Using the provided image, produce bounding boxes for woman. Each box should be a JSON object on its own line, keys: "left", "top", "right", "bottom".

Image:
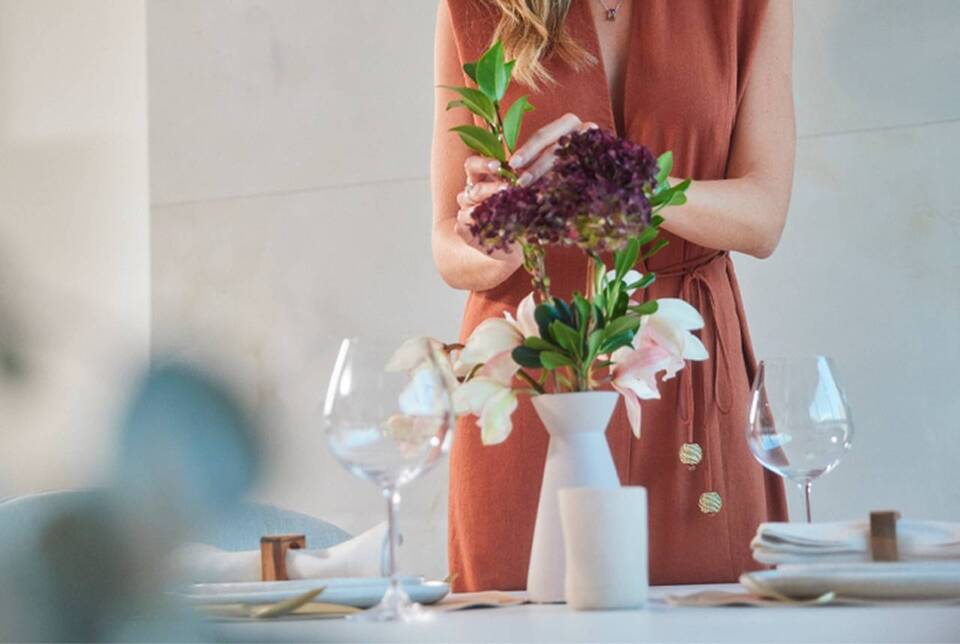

{"left": 431, "top": 0, "right": 795, "bottom": 591}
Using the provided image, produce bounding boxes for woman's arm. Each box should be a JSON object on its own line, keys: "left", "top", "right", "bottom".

{"left": 660, "top": 1, "right": 795, "bottom": 259}
{"left": 431, "top": 1, "right": 522, "bottom": 291}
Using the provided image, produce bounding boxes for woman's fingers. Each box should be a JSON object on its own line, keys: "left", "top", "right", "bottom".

{"left": 464, "top": 155, "right": 502, "bottom": 183}
{"left": 508, "top": 113, "right": 583, "bottom": 171}
{"left": 517, "top": 121, "right": 599, "bottom": 185}
{"left": 458, "top": 180, "right": 507, "bottom": 207}
{"left": 455, "top": 207, "right": 483, "bottom": 251}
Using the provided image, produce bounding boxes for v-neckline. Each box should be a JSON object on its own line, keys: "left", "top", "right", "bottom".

{"left": 577, "top": 0, "right": 638, "bottom": 138}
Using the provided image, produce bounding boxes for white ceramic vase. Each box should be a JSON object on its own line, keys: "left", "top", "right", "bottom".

{"left": 526, "top": 391, "right": 621, "bottom": 603}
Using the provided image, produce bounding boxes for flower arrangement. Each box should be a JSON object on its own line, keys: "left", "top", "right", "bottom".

{"left": 422, "top": 42, "right": 708, "bottom": 444}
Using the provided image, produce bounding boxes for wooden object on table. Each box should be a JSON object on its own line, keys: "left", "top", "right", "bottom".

{"left": 869, "top": 511, "right": 900, "bottom": 562}
{"left": 261, "top": 534, "right": 306, "bottom": 581}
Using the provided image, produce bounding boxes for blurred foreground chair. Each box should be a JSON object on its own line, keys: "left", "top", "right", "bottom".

{"left": 0, "top": 489, "right": 352, "bottom": 553}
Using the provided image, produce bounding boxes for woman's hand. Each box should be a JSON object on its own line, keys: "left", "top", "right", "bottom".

{"left": 508, "top": 113, "right": 597, "bottom": 186}
{"left": 454, "top": 155, "right": 518, "bottom": 260}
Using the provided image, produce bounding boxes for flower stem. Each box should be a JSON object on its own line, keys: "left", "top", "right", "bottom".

{"left": 516, "top": 369, "right": 546, "bottom": 395}
{"left": 521, "top": 244, "right": 551, "bottom": 301}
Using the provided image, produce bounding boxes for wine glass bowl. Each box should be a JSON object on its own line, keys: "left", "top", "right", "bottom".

{"left": 323, "top": 337, "right": 454, "bottom": 621}
{"left": 747, "top": 356, "right": 853, "bottom": 522}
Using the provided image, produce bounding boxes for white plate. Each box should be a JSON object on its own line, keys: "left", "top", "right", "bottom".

{"left": 743, "top": 561, "right": 960, "bottom": 600}
{"left": 172, "top": 576, "right": 450, "bottom": 607}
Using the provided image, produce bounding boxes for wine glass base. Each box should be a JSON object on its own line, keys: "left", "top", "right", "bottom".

{"left": 347, "top": 583, "right": 434, "bottom": 623}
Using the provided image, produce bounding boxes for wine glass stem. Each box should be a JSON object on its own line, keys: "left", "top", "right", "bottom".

{"left": 799, "top": 480, "right": 813, "bottom": 523}
{"left": 384, "top": 485, "right": 400, "bottom": 590}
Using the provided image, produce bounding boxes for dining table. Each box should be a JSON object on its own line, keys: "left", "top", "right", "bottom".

{"left": 210, "top": 583, "right": 960, "bottom": 643}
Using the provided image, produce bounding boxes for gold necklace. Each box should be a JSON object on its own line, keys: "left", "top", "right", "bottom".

{"left": 597, "top": 0, "right": 625, "bottom": 21}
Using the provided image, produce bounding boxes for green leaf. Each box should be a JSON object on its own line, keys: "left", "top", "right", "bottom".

{"left": 630, "top": 300, "right": 659, "bottom": 316}
{"left": 554, "top": 298, "right": 575, "bottom": 327}
{"left": 476, "top": 41, "right": 507, "bottom": 101}
{"left": 511, "top": 345, "right": 542, "bottom": 369}
{"left": 637, "top": 272, "right": 656, "bottom": 289}
{"left": 642, "top": 238, "right": 670, "bottom": 260}
{"left": 535, "top": 304, "right": 560, "bottom": 340}
{"left": 593, "top": 303, "right": 606, "bottom": 329}
{"left": 587, "top": 329, "right": 604, "bottom": 357}
{"left": 599, "top": 333, "right": 635, "bottom": 355}
{"left": 656, "top": 151, "right": 673, "bottom": 188}
{"left": 462, "top": 62, "right": 478, "bottom": 83}
{"left": 540, "top": 351, "right": 576, "bottom": 370}
{"left": 651, "top": 178, "right": 691, "bottom": 208}
{"left": 549, "top": 320, "right": 581, "bottom": 357}
{"left": 602, "top": 316, "right": 640, "bottom": 342}
{"left": 523, "top": 336, "right": 561, "bottom": 352}
{"left": 612, "top": 289, "right": 630, "bottom": 319}
{"left": 615, "top": 238, "right": 641, "bottom": 278}
{"left": 650, "top": 214, "right": 664, "bottom": 228}
{"left": 450, "top": 125, "right": 505, "bottom": 161}
{"left": 440, "top": 85, "right": 497, "bottom": 124}
{"left": 502, "top": 96, "right": 534, "bottom": 151}
{"left": 593, "top": 253, "right": 607, "bottom": 293}
{"left": 635, "top": 225, "right": 659, "bottom": 248}
{"left": 573, "top": 293, "right": 591, "bottom": 330}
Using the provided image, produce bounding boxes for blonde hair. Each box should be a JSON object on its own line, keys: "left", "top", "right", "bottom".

{"left": 487, "top": 0, "right": 596, "bottom": 89}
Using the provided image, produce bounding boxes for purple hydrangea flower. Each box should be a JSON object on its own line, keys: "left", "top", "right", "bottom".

{"left": 469, "top": 128, "right": 659, "bottom": 255}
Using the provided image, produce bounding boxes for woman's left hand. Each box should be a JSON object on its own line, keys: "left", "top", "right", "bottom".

{"left": 508, "top": 112, "right": 598, "bottom": 185}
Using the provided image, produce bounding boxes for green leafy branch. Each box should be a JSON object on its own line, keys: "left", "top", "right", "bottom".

{"left": 442, "top": 41, "right": 534, "bottom": 183}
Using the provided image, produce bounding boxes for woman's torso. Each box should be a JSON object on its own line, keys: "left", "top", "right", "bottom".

{"left": 443, "top": 0, "right": 785, "bottom": 591}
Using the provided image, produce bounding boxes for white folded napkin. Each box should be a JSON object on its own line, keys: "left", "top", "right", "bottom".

{"left": 170, "top": 523, "right": 387, "bottom": 583}
{"left": 752, "top": 520, "right": 960, "bottom": 565}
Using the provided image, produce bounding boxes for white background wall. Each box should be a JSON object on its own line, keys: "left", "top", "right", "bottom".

{"left": 0, "top": 0, "right": 150, "bottom": 493}
{"left": 147, "top": 0, "right": 956, "bottom": 579}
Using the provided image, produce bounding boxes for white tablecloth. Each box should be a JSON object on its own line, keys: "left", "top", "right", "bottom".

{"left": 210, "top": 584, "right": 960, "bottom": 643}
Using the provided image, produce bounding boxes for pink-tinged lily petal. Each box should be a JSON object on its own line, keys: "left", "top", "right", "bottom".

{"left": 388, "top": 336, "right": 459, "bottom": 393}
{"left": 651, "top": 298, "right": 705, "bottom": 330}
{"left": 639, "top": 298, "right": 709, "bottom": 366}
{"left": 515, "top": 292, "right": 540, "bottom": 338}
{"left": 386, "top": 337, "right": 441, "bottom": 372}
{"left": 480, "top": 350, "right": 519, "bottom": 386}
{"left": 478, "top": 387, "right": 518, "bottom": 445}
{"left": 451, "top": 378, "right": 502, "bottom": 415}
{"left": 612, "top": 341, "right": 673, "bottom": 400}
{"left": 611, "top": 341, "right": 675, "bottom": 438}
{"left": 612, "top": 384, "right": 644, "bottom": 439}
{"left": 457, "top": 317, "right": 523, "bottom": 374}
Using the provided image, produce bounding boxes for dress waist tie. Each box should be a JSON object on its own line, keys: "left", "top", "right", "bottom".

{"left": 647, "top": 250, "right": 734, "bottom": 513}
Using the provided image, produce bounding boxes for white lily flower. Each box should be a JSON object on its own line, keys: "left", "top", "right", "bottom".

{"left": 386, "top": 336, "right": 459, "bottom": 395}
{"left": 386, "top": 336, "right": 443, "bottom": 372}
{"left": 455, "top": 292, "right": 538, "bottom": 376}
{"left": 504, "top": 292, "right": 540, "bottom": 339}
{"left": 611, "top": 298, "right": 709, "bottom": 437}
{"left": 450, "top": 352, "right": 518, "bottom": 445}
{"left": 638, "top": 298, "right": 708, "bottom": 379}
{"left": 611, "top": 341, "right": 674, "bottom": 438}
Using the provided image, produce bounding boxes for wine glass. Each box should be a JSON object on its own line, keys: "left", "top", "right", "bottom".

{"left": 323, "top": 337, "right": 455, "bottom": 621}
{"left": 746, "top": 356, "right": 853, "bottom": 523}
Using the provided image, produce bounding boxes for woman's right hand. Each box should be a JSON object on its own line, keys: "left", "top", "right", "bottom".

{"left": 454, "top": 155, "right": 520, "bottom": 261}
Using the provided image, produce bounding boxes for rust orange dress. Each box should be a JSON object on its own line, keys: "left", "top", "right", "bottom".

{"left": 443, "top": 0, "right": 787, "bottom": 591}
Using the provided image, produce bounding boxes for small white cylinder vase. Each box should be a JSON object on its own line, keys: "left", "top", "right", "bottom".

{"left": 526, "top": 391, "right": 621, "bottom": 603}
{"left": 559, "top": 486, "right": 648, "bottom": 610}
